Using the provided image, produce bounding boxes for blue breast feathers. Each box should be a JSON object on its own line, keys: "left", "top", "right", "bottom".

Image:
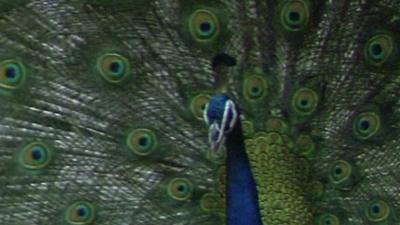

{"left": 204, "top": 94, "right": 263, "bottom": 225}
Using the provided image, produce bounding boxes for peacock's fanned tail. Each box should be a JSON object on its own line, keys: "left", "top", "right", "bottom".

{"left": 0, "top": 0, "right": 400, "bottom": 225}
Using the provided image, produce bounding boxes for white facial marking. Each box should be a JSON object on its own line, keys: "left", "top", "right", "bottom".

{"left": 206, "top": 98, "right": 238, "bottom": 152}
{"left": 203, "top": 103, "right": 209, "bottom": 125}
{"left": 226, "top": 100, "right": 237, "bottom": 132}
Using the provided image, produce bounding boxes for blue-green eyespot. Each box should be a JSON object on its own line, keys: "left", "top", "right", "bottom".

{"left": 126, "top": 128, "right": 157, "bottom": 156}
{"left": 65, "top": 201, "right": 96, "bottom": 225}
{"left": 243, "top": 75, "right": 268, "bottom": 101}
{"left": 18, "top": 142, "right": 51, "bottom": 170}
{"left": 200, "top": 193, "right": 220, "bottom": 212}
{"left": 364, "top": 34, "right": 394, "bottom": 66}
{"left": 292, "top": 88, "right": 319, "bottom": 115}
{"left": 167, "top": 178, "right": 193, "bottom": 201}
{"left": 0, "top": 59, "right": 26, "bottom": 90}
{"left": 190, "top": 94, "right": 211, "bottom": 120}
{"left": 281, "top": 0, "right": 310, "bottom": 32}
{"left": 353, "top": 112, "right": 380, "bottom": 139}
{"left": 96, "top": 53, "right": 130, "bottom": 83}
{"left": 329, "top": 160, "right": 352, "bottom": 185}
{"left": 365, "top": 200, "right": 390, "bottom": 222}
{"left": 189, "top": 9, "right": 220, "bottom": 42}
{"left": 295, "top": 134, "right": 315, "bottom": 156}
{"left": 316, "top": 213, "right": 340, "bottom": 225}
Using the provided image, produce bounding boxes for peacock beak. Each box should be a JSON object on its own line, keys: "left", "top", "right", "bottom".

{"left": 204, "top": 98, "right": 238, "bottom": 152}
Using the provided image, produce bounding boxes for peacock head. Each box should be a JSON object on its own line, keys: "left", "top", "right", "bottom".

{"left": 203, "top": 94, "right": 238, "bottom": 152}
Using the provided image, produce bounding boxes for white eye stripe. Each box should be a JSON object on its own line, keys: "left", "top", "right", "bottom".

{"left": 221, "top": 99, "right": 237, "bottom": 134}
{"left": 220, "top": 103, "right": 229, "bottom": 134}
{"left": 203, "top": 103, "right": 209, "bottom": 125}
{"left": 208, "top": 123, "right": 217, "bottom": 144}
{"left": 209, "top": 122, "right": 224, "bottom": 151}
{"left": 226, "top": 100, "right": 237, "bottom": 132}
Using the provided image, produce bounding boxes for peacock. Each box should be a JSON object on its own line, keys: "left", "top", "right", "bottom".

{"left": 0, "top": 0, "right": 400, "bottom": 225}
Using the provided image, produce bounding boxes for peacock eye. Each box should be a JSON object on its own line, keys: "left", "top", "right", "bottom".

{"left": 243, "top": 75, "right": 268, "bottom": 101}
{"left": 309, "top": 181, "right": 324, "bottom": 200}
{"left": 167, "top": 178, "right": 193, "bottom": 201}
{"left": 317, "top": 213, "right": 340, "bottom": 225}
{"left": 280, "top": 0, "right": 309, "bottom": 31}
{"left": 96, "top": 53, "right": 130, "bottom": 83}
{"left": 189, "top": 9, "right": 220, "bottom": 42}
{"left": 190, "top": 94, "right": 211, "bottom": 120}
{"left": 353, "top": 112, "right": 380, "bottom": 139}
{"left": 364, "top": 34, "right": 394, "bottom": 66}
{"left": 265, "top": 117, "right": 289, "bottom": 133}
{"left": 126, "top": 128, "right": 157, "bottom": 156}
{"left": 329, "top": 160, "right": 352, "bottom": 184}
{"left": 65, "top": 201, "right": 96, "bottom": 225}
{"left": 200, "top": 193, "right": 219, "bottom": 212}
{"left": 295, "top": 134, "right": 315, "bottom": 156}
{"left": 0, "top": 59, "right": 26, "bottom": 90}
{"left": 365, "top": 200, "right": 390, "bottom": 222}
{"left": 18, "top": 142, "right": 51, "bottom": 170}
{"left": 292, "top": 88, "right": 319, "bottom": 115}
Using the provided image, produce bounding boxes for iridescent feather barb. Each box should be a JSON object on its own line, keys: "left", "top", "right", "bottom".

{"left": 1, "top": 0, "right": 400, "bottom": 225}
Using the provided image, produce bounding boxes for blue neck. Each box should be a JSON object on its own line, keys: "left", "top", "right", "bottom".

{"left": 226, "top": 121, "right": 263, "bottom": 225}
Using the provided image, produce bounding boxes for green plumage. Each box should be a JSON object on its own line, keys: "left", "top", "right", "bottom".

{"left": 0, "top": 0, "right": 399, "bottom": 225}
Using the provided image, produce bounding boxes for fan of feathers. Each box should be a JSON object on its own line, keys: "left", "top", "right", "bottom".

{"left": 0, "top": 0, "right": 400, "bottom": 225}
